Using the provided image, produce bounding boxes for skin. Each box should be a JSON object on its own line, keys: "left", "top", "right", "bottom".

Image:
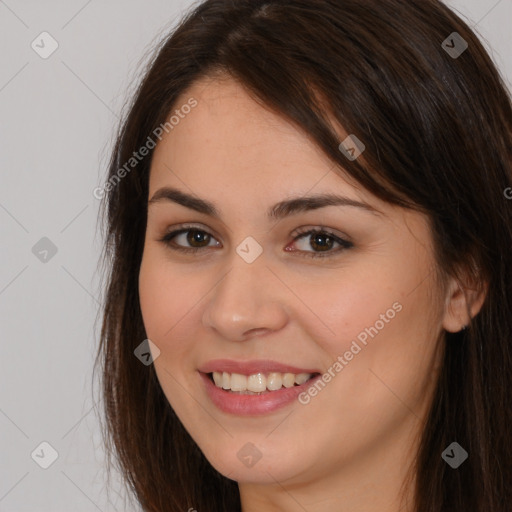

{"left": 138, "top": 74, "right": 486, "bottom": 512}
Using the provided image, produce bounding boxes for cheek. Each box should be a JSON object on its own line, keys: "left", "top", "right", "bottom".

{"left": 138, "top": 250, "right": 205, "bottom": 418}
{"left": 138, "top": 248, "right": 202, "bottom": 345}
{"left": 312, "top": 251, "right": 439, "bottom": 349}
{"left": 288, "top": 267, "right": 402, "bottom": 358}
{"left": 296, "top": 260, "right": 441, "bottom": 403}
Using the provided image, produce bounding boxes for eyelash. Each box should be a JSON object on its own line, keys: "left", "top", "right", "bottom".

{"left": 157, "top": 224, "right": 353, "bottom": 259}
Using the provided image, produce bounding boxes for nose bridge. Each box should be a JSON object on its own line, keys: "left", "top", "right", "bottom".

{"left": 202, "top": 244, "right": 288, "bottom": 339}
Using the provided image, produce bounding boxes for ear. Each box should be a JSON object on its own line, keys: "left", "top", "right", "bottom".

{"left": 441, "top": 270, "right": 488, "bottom": 333}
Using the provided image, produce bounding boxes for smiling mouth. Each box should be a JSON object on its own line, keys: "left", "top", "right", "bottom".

{"left": 208, "top": 371, "right": 321, "bottom": 394}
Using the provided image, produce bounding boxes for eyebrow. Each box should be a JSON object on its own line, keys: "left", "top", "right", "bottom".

{"left": 148, "top": 186, "right": 382, "bottom": 220}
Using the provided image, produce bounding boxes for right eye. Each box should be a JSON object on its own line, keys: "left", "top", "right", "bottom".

{"left": 158, "top": 225, "right": 221, "bottom": 253}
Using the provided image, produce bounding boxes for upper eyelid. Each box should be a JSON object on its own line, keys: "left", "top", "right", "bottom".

{"left": 162, "top": 223, "right": 346, "bottom": 237}
{"left": 162, "top": 224, "right": 350, "bottom": 247}
{"left": 162, "top": 223, "right": 220, "bottom": 240}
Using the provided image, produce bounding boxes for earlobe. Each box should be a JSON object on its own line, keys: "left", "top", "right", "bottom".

{"left": 442, "top": 275, "right": 488, "bottom": 333}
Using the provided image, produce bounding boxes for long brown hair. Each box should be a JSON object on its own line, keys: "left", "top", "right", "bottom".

{"left": 93, "top": 0, "right": 512, "bottom": 510}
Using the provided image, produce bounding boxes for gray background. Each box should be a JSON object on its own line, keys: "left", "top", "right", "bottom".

{"left": 1, "top": 1, "right": 510, "bottom": 510}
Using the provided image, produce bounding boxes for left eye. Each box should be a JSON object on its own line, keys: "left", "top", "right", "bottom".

{"left": 159, "top": 226, "right": 353, "bottom": 258}
{"left": 289, "top": 229, "right": 353, "bottom": 257}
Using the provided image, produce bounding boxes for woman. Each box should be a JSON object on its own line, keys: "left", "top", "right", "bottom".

{"left": 94, "top": 0, "right": 512, "bottom": 510}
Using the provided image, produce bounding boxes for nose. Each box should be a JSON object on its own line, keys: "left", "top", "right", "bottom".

{"left": 201, "top": 252, "right": 289, "bottom": 341}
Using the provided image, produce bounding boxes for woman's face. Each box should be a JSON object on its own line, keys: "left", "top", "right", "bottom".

{"left": 138, "top": 76, "right": 452, "bottom": 492}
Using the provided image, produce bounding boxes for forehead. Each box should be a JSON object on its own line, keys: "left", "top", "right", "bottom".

{"left": 144, "top": 78, "right": 433, "bottom": 244}
{"left": 151, "top": 77, "right": 362, "bottom": 191}
{"left": 156, "top": 79, "right": 327, "bottom": 169}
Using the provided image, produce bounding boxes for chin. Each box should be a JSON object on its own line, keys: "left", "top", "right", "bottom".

{"left": 197, "top": 436, "right": 310, "bottom": 485}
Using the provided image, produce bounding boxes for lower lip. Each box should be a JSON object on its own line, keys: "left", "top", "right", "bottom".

{"left": 199, "top": 372, "right": 321, "bottom": 415}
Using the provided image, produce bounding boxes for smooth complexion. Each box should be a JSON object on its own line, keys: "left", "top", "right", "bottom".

{"left": 138, "top": 75, "right": 485, "bottom": 512}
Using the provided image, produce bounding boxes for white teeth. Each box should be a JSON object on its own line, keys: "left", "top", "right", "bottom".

{"left": 230, "top": 373, "right": 247, "bottom": 391}
{"left": 212, "top": 372, "right": 223, "bottom": 387}
{"left": 282, "top": 373, "right": 295, "bottom": 388}
{"left": 267, "top": 372, "right": 283, "bottom": 390}
{"left": 211, "top": 371, "right": 314, "bottom": 392}
{"left": 294, "top": 373, "right": 311, "bottom": 385}
{"left": 247, "top": 373, "right": 266, "bottom": 392}
{"left": 222, "top": 371, "right": 230, "bottom": 390}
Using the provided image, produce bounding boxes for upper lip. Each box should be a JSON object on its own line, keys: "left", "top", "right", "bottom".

{"left": 198, "top": 359, "right": 320, "bottom": 376}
